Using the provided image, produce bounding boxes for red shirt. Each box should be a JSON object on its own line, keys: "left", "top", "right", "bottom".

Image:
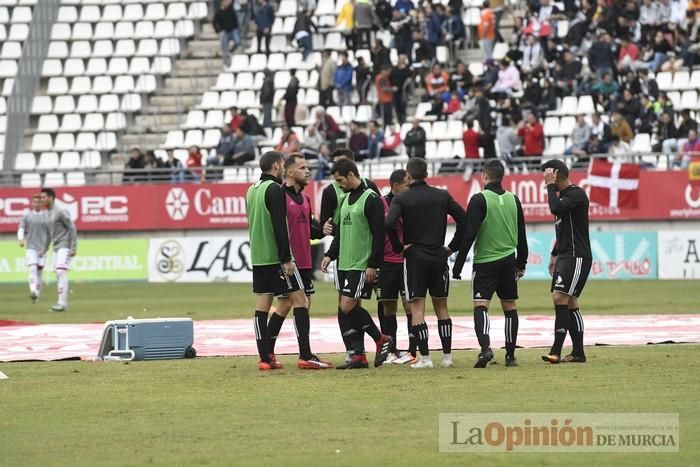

{"left": 445, "top": 98, "right": 462, "bottom": 114}
{"left": 230, "top": 114, "right": 244, "bottom": 131}
{"left": 375, "top": 74, "right": 394, "bottom": 104}
{"left": 518, "top": 122, "right": 545, "bottom": 156}
{"left": 462, "top": 129, "right": 480, "bottom": 159}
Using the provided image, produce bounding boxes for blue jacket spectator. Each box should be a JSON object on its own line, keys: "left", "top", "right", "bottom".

{"left": 255, "top": 1, "right": 275, "bottom": 31}
{"left": 333, "top": 62, "right": 354, "bottom": 92}
{"left": 427, "top": 8, "right": 444, "bottom": 45}
{"left": 394, "top": 0, "right": 415, "bottom": 14}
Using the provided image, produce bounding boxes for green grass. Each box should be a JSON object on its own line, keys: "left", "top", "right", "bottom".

{"left": 1, "top": 346, "right": 699, "bottom": 466}
{"left": 0, "top": 280, "right": 698, "bottom": 324}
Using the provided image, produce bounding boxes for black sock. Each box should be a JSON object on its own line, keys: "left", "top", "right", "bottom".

{"left": 504, "top": 310, "right": 519, "bottom": 358}
{"left": 254, "top": 311, "right": 270, "bottom": 362}
{"left": 568, "top": 308, "right": 585, "bottom": 356}
{"left": 338, "top": 306, "right": 352, "bottom": 351}
{"left": 267, "top": 312, "right": 285, "bottom": 354}
{"left": 550, "top": 304, "right": 570, "bottom": 356}
{"left": 384, "top": 313, "right": 398, "bottom": 353}
{"left": 473, "top": 306, "right": 490, "bottom": 351}
{"left": 293, "top": 307, "right": 312, "bottom": 360}
{"left": 341, "top": 311, "right": 365, "bottom": 356}
{"left": 407, "top": 313, "right": 417, "bottom": 355}
{"left": 348, "top": 304, "right": 382, "bottom": 342}
{"left": 413, "top": 322, "right": 429, "bottom": 356}
{"left": 438, "top": 318, "right": 452, "bottom": 354}
{"left": 377, "top": 301, "right": 386, "bottom": 334}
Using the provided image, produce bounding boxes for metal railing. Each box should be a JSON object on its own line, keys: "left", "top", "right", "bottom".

{"left": 0, "top": 152, "right": 688, "bottom": 187}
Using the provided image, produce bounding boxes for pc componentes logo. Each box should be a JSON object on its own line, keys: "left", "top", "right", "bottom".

{"left": 165, "top": 188, "right": 190, "bottom": 221}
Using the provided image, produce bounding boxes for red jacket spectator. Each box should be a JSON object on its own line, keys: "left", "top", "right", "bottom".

{"left": 462, "top": 124, "right": 480, "bottom": 159}
{"left": 187, "top": 145, "right": 203, "bottom": 181}
{"left": 275, "top": 129, "right": 300, "bottom": 155}
{"left": 518, "top": 116, "right": 545, "bottom": 156}
{"left": 445, "top": 93, "right": 463, "bottom": 115}
{"left": 230, "top": 109, "right": 244, "bottom": 131}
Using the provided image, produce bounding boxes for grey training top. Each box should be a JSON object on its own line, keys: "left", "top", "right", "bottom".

{"left": 18, "top": 210, "right": 51, "bottom": 252}
{"left": 47, "top": 205, "right": 78, "bottom": 250}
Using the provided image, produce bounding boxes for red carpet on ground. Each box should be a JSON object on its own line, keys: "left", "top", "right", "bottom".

{"left": 1, "top": 315, "right": 699, "bottom": 362}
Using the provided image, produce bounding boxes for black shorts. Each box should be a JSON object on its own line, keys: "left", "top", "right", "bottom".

{"left": 404, "top": 258, "right": 449, "bottom": 301}
{"left": 550, "top": 256, "right": 592, "bottom": 298}
{"left": 278, "top": 268, "right": 315, "bottom": 297}
{"left": 377, "top": 262, "right": 405, "bottom": 301}
{"left": 335, "top": 269, "right": 373, "bottom": 300}
{"left": 252, "top": 263, "right": 302, "bottom": 296}
{"left": 472, "top": 257, "right": 519, "bottom": 301}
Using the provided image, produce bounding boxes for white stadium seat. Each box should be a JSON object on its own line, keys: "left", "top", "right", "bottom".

{"left": 21, "top": 173, "right": 42, "bottom": 188}
{"left": 59, "top": 151, "right": 81, "bottom": 170}
{"left": 63, "top": 58, "right": 86, "bottom": 77}
{"left": 38, "top": 151, "right": 60, "bottom": 170}
{"left": 44, "top": 172, "right": 65, "bottom": 187}
{"left": 60, "top": 113, "right": 82, "bottom": 132}
{"left": 15, "top": 152, "right": 36, "bottom": 171}
{"left": 82, "top": 113, "right": 105, "bottom": 132}
{"left": 66, "top": 172, "right": 86, "bottom": 186}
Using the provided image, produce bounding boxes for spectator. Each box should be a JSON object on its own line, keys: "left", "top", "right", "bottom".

{"left": 315, "top": 143, "right": 333, "bottom": 181}
{"left": 260, "top": 69, "right": 274, "bottom": 129}
{"left": 611, "top": 112, "right": 634, "bottom": 144}
{"left": 366, "top": 120, "right": 385, "bottom": 159}
{"left": 230, "top": 106, "right": 244, "bottom": 131}
{"left": 284, "top": 69, "right": 300, "bottom": 128}
{"left": 638, "top": 70, "right": 660, "bottom": 100}
{"left": 390, "top": 10, "right": 413, "bottom": 59}
{"left": 491, "top": 59, "right": 522, "bottom": 96}
{"left": 301, "top": 125, "right": 326, "bottom": 159}
{"left": 314, "top": 107, "right": 343, "bottom": 143}
{"left": 355, "top": 56, "right": 371, "bottom": 104}
{"left": 348, "top": 121, "right": 370, "bottom": 155}
{"left": 292, "top": 9, "right": 318, "bottom": 61}
{"left": 444, "top": 91, "right": 464, "bottom": 120}
{"left": 677, "top": 109, "right": 699, "bottom": 145}
{"left": 222, "top": 127, "right": 256, "bottom": 166}
{"left": 234, "top": 0, "right": 252, "bottom": 48}
{"left": 375, "top": 66, "right": 394, "bottom": 127}
{"left": 210, "top": 124, "right": 235, "bottom": 166}
{"left": 123, "top": 147, "right": 145, "bottom": 183}
{"left": 334, "top": 52, "right": 354, "bottom": 107}
{"left": 239, "top": 110, "right": 266, "bottom": 139}
{"left": 463, "top": 120, "right": 481, "bottom": 159}
{"left": 450, "top": 61, "right": 474, "bottom": 94}
{"left": 572, "top": 134, "right": 606, "bottom": 167}
{"left": 394, "top": 0, "right": 415, "bottom": 14}
{"left": 554, "top": 49, "right": 582, "bottom": 96}
{"left": 496, "top": 116, "right": 519, "bottom": 163}
{"left": 520, "top": 34, "right": 544, "bottom": 76}
{"left": 652, "top": 92, "right": 674, "bottom": 117}
{"left": 537, "top": 78, "right": 558, "bottom": 116}
{"left": 637, "top": 94, "right": 658, "bottom": 133}
{"left": 390, "top": 54, "right": 412, "bottom": 124}
{"left": 337, "top": 0, "right": 355, "bottom": 51}
{"left": 320, "top": 50, "right": 337, "bottom": 108}
{"left": 354, "top": 0, "right": 380, "bottom": 49}
{"left": 608, "top": 134, "right": 632, "bottom": 159}
{"left": 587, "top": 32, "right": 615, "bottom": 77}
{"left": 425, "top": 63, "right": 450, "bottom": 100}
{"left": 653, "top": 111, "right": 678, "bottom": 154}
{"left": 591, "top": 72, "right": 619, "bottom": 111}
{"left": 638, "top": 30, "right": 673, "bottom": 71}
{"left": 165, "top": 150, "right": 185, "bottom": 184}
{"left": 381, "top": 124, "right": 402, "bottom": 157}
{"left": 144, "top": 150, "right": 166, "bottom": 182}
{"left": 517, "top": 113, "right": 545, "bottom": 166}
{"left": 566, "top": 115, "right": 592, "bottom": 155}
{"left": 371, "top": 39, "right": 392, "bottom": 73}
{"left": 490, "top": 0, "right": 506, "bottom": 41}
{"left": 591, "top": 112, "right": 613, "bottom": 145}
{"left": 639, "top": 0, "right": 661, "bottom": 42}
{"left": 375, "top": 0, "right": 393, "bottom": 29}
{"left": 275, "top": 126, "right": 301, "bottom": 155}
{"left": 187, "top": 145, "right": 204, "bottom": 182}
{"left": 617, "top": 89, "right": 642, "bottom": 129}
{"left": 213, "top": 0, "right": 240, "bottom": 68}
{"left": 425, "top": 3, "right": 446, "bottom": 60}
{"left": 478, "top": 1, "right": 496, "bottom": 60}
{"left": 444, "top": 6, "right": 467, "bottom": 54}
{"left": 404, "top": 118, "right": 427, "bottom": 158}
{"left": 618, "top": 35, "right": 640, "bottom": 69}
{"left": 255, "top": 0, "right": 274, "bottom": 56}
{"left": 678, "top": 129, "right": 700, "bottom": 168}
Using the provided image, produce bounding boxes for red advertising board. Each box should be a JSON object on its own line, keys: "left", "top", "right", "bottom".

{"left": 1, "top": 171, "right": 699, "bottom": 232}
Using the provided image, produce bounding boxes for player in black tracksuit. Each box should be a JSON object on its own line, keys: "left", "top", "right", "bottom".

{"left": 541, "top": 159, "right": 592, "bottom": 364}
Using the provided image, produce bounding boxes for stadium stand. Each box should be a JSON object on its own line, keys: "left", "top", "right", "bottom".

{"left": 1, "top": 0, "right": 699, "bottom": 186}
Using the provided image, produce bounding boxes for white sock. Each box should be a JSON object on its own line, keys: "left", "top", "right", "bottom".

{"left": 421, "top": 354, "right": 431, "bottom": 363}
{"left": 28, "top": 264, "right": 38, "bottom": 294}
{"left": 442, "top": 353, "right": 453, "bottom": 361}
{"left": 57, "top": 270, "right": 69, "bottom": 306}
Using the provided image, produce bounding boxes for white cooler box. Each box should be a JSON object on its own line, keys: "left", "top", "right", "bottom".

{"left": 97, "top": 318, "right": 196, "bottom": 361}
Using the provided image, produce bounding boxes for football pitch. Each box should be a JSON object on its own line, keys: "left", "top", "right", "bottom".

{"left": 1, "top": 280, "right": 699, "bottom": 466}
